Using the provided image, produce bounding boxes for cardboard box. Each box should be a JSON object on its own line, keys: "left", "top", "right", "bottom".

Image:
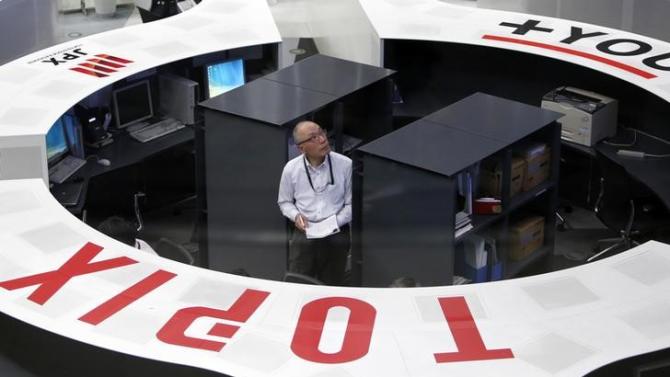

{"left": 480, "top": 157, "right": 526, "bottom": 198}
{"left": 508, "top": 216, "right": 544, "bottom": 261}
{"left": 519, "top": 145, "right": 551, "bottom": 191}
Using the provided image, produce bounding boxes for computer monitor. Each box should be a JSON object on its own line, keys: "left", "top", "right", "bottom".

{"left": 46, "top": 113, "right": 83, "bottom": 166}
{"left": 205, "top": 58, "right": 245, "bottom": 98}
{"left": 112, "top": 80, "right": 154, "bottom": 129}
{"left": 46, "top": 119, "right": 68, "bottom": 166}
{"left": 62, "top": 113, "right": 84, "bottom": 158}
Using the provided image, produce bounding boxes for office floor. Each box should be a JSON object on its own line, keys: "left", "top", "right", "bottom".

{"left": 54, "top": 4, "right": 141, "bottom": 45}
{"left": 529, "top": 206, "right": 618, "bottom": 275}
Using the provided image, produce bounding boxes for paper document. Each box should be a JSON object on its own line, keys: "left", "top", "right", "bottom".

{"left": 306, "top": 215, "right": 340, "bottom": 239}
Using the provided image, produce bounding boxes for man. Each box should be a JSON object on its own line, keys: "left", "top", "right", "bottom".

{"left": 277, "top": 121, "right": 352, "bottom": 285}
{"left": 97, "top": 216, "right": 158, "bottom": 256}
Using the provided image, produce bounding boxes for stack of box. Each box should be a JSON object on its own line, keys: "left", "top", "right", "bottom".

{"left": 508, "top": 216, "right": 545, "bottom": 261}
{"left": 517, "top": 143, "right": 550, "bottom": 191}
{"left": 480, "top": 157, "right": 526, "bottom": 199}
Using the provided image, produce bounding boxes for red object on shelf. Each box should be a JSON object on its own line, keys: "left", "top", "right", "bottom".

{"left": 473, "top": 198, "right": 501, "bottom": 215}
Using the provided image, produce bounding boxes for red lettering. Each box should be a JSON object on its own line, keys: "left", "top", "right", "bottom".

{"left": 0, "top": 242, "right": 137, "bottom": 305}
{"left": 291, "top": 297, "right": 376, "bottom": 364}
{"left": 434, "top": 296, "right": 513, "bottom": 363}
{"left": 79, "top": 269, "right": 176, "bottom": 325}
{"left": 156, "top": 289, "right": 270, "bottom": 352}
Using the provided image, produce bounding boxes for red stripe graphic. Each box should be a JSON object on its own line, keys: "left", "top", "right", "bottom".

{"left": 70, "top": 67, "right": 109, "bottom": 78}
{"left": 86, "top": 58, "right": 125, "bottom": 69}
{"left": 79, "top": 270, "right": 176, "bottom": 325}
{"left": 482, "top": 34, "right": 657, "bottom": 79}
{"left": 79, "top": 62, "right": 117, "bottom": 73}
{"left": 95, "top": 54, "right": 133, "bottom": 64}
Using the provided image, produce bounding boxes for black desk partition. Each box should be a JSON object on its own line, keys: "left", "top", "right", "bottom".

{"left": 199, "top": 54, "right": 395, "bottom": 279}
{"left": 354, "top": 93, "right": 562, "bottom": 287}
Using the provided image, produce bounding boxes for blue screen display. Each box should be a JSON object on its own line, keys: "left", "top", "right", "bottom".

{"left": 62, "top": 113, "right": 82, "bottom": 157}
{"left": 206, "top": 59, "right": 245, "bottom": 98}
{"left": 46, "top": 113, "right": 82, "bottom": 164}
{"left": 46, "top": 119, "right": 68, "bottom": 163}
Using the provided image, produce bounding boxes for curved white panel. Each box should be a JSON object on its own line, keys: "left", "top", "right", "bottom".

{"left": 0, "top": 1, "right": 669, "bottom": 376}
{"left": 358, "top": 0, "right": 670, "bottom": 100}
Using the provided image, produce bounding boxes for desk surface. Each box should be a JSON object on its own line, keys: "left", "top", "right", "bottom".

{"left": 360, "top": 93, "right": 561, "bottom": 176}
{"left": 50, "top": 127, "right": 194, "bottom": 213}
{"left": 87, "top": 127, "right": 194, "bottom": 177}
{"left": 200, "top": 54, "right": 395, "bottom": 126}
{"left": 595, "top": 131, "right": 670, "bottom": 210}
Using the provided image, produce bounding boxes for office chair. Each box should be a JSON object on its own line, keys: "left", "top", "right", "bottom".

{"left": 555, "top": 209, "right": 571, "bottom": 231}
{"left": 133, "top": 192, "right": 146, "bottom": 231}
{"left": 283, "top": 272, "right": 324, "bottom": 285}
{"left": 155, "top": 237, "right": 195, "bottom": 265}
{"left": 587, "top": 152, "right": 659, "bottom": 262}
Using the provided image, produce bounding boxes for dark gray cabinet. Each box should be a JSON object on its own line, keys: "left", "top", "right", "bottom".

{"left": 353, "top": 92, "right": 563, "bottom": 287}
{"left": 198, "top": 54, "right": 395, "bottom": 279}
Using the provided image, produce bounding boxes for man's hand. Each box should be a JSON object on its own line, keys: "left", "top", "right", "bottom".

{"left": 294, "top": 214, "right": 308, "bottom": 232}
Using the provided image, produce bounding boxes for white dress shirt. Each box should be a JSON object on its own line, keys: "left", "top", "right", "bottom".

{"left": 135, "top": 238, "right": 158, "bottom": 256}
{"left": 278, "top": 152, "right": 352, "bottom": 227}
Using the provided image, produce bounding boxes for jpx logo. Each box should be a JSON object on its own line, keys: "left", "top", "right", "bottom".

{"left": 486, "top": 19, "right": 670, "bottom": 79}
{"left": 39, "top": 48, "right": 134, "bottom": 78}
{"left": 41, "top": 48, "right": 89, "bottom": 66}
{"left": 70, "top": 54, "right": 134, "bottom": 78}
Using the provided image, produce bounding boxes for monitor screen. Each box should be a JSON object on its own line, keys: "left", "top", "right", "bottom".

{"left": 112, "top": 80, "right": 154, "bottom": 129}
{"left": 61, "top": 113, "right": 83, "bottom": 158}
{"left": 46, "top": 113, "right": 84, "bottom": 166}
{"left": 46, "top": 119, "right": 68, "bottom": 165}
{"left": 206, "top": 59, "right": 245, "bottom": 98}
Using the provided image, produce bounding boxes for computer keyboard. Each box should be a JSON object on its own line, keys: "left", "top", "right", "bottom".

{"left": 49, "top": 155, "right": 87, "bottom": 184}
{"left": 129, "top": 118, "right": 185, "bottom": 143}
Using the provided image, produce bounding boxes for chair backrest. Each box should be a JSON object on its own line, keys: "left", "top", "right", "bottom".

{"left": 155, "top": 237, "right": 194, "bottom": 265}
{"left": 283, "top": 272, "right": 324, "bottom": 285}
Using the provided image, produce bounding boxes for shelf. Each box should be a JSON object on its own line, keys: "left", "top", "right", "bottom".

{"left": 506, "top": 181, "right": 555, "bottom": 213}
{"left": 455, "top": 214, "right": 501, "bottom": 242}
{"left": 504, "top": 245, "right": 551, "bottom": 278}
{"left": 355, "top": 93, "right": 560, "bottom": 287}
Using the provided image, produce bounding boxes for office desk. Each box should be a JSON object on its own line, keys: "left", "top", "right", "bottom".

{"left": 51, "top": 127, "right": 195, "bottom": 215}
{"left": 88, "top": 127, "right": 194, "bottom": 176}
{"left": 559, "top": 130, "right": 670, "bottom": 213}
{"left": 560, "top": 140, "right": 599, "bottom": 209}
{"left": 596, "top": 132, "right": 670, "bottom": 210}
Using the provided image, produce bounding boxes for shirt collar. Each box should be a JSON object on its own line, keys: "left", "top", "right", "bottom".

{"left": 303, "top": 154, "right": 328, "bottom": 171}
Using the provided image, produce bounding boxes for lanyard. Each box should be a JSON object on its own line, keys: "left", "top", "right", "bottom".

{"left": 303, "top": 153, "right": 334, "bottom": 192}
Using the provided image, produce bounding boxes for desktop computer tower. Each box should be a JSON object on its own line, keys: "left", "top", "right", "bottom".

{"left": 158, "top": 74, "right": 199, "bottom": 125}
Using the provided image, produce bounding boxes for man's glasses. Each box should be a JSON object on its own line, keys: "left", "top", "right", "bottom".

{"left": 296, "top": 129, "right": 327, "bottom": 145}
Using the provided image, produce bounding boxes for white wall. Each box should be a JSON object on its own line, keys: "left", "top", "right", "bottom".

{"left": 306, "top": 0, "right": 381, "bottom": 66}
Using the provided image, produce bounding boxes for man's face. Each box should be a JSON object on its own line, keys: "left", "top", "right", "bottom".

{"left": 297, "top": 123, "right": 330, "bottom": 160}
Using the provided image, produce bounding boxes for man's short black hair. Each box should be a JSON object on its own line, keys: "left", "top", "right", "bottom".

{"left": 97, "top": 216, "right": 137, "bottom": 246}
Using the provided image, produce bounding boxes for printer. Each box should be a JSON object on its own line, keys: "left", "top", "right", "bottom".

{"left": 541, "top": 86, "right": 618, "bottom": 146}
